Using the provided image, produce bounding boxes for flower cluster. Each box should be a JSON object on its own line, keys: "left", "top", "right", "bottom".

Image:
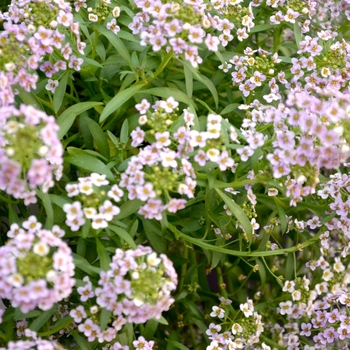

{"left": 124, "top": 97, "right": 237, "bottom": 219}
{"left": 206, "top": 297, "right": 264, "bottom": 349}
{"left": 0, "top": 104, "right": 63, "bottom": 205}
{"left": 0, "top": 329, "right": 64, "bottom": 350}
{"left": 0, "top": 216, "right": 74, "bottom": 313}
{"left": 70, "top": 245, "right": 177, "bottom": 344}
{"left": 129, "top": 0, "right": 255, "bottom": 67}
{"left": 83, "top": 0, "right": 122, "bottom": 35}
{"left": 63, "top": 173, "right": 123, "bottom": 232}
{"left": 0, "top": 0, "right": 85, "bottom": 98}
{"left": 270, "top": 254, "right": 350, "bottom": 349}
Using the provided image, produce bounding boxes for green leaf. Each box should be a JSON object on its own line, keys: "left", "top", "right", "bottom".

{"left": 142, "top": 219, "right": 166, "bottom": 253}
{"left": 142, "top": 318, "right": 159, "bottom": 339}
{"left": 274, "top": 198, "right": 288, "bottom": 234}
{"left": 221, "top": 103, "right": 239, "bottom": 115}
{"left": 184, "top": 63, "right": 193, "bottom": 98}
{"left": 49, "top": 194, "right": 71, "bottom": 208}
{"left": 17, "top": 87, "right": 43, "bottom": 109}
{"left": 72, "top": 253, "right": 101, "bottom": 276}
{"left": 141, "top": 87, "right": 196, "bottom": 109}
{"left": 256, "top": 259, "right": 267, "bottom": 288}
{"left": 293, "top": 22, "right": 302, "bottom": 49}
{"left": 53, "top": 71, "right": 69, "bottom": 113}
{"left": 71, "top": 330, "right": 93, "bottom": 350}
{"left": 64, "top": 152, "right": 114, "bottom": 181}
{"left": 99, "top": 83, "right": 145, "bottom": 122}
{"left": 37, "top": 316, "right": 74, "bottom": 337}
{"left": 80, "top": 115, "right": 110, "bottom": 159}
{"left": 250, "top": 24, "right": 274, "bottom": 33}
{"left": 152, "top": 50, "right": 174, "bottom": 80}
{"left": 95, "top": 25, "right": 132, "bottom": 67}
{"left": 215, "top": 188, "right": 252, "bottom": 243}
{"left": 14, "top": 309, "right": 41, "bottom": 320}
{"left": 100, "top": 309, "right": 112, "bottom": 332}
{"left": 56, "top": 102, "right": 103, "bottom": 139}
{"left": 108, "top": 224, "right": 136, "bottom": 248}
{"left": 36, "top": 190, "right": 53, "bottom": 227}
{"left": 168, "top": 341, "right": 190, "bottom": 350}
{"left": 83, "top": 56, "right": 104, "bottom": 68}
{"left": 120, "top": 119, "right": 129, "bottom": 144}
{"left": 181, "top": 60, "right": 218, "bottom": 109}
{"left": 96, "top": 237, "right": 111, "bottom": 270}
{"left": 115, "top": 199, "right": 143, "bottom": 220}
{"left": 285, "top": 253, "right": 294, "bottom": 281}
{"left": 29, "top": 306, "right": 57, "bottom": 332}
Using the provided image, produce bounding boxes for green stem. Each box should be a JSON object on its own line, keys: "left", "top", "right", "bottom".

{"left": 178, "top": 241, "right": 189, "bottom": 293}
{"left": 216, "top": 266, "right": 228, "bottom": 298}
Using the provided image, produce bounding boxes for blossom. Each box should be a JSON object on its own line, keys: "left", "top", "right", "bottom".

{"left": 0, "top": 221, "right": 74, "bottom": 313}
{"left": 0, "top": 105, "right": 63, "bottom": 204}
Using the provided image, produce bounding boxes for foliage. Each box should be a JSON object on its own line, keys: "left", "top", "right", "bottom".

{"left": 1, "top": 0, "right": 350, "bottom": 349}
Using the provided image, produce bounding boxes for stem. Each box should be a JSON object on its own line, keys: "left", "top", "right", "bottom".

{"left": 216, "top": 266, "right": 228, "bottom": 298}
{"left": 178, "top": 241, "right": 189, "bottom": 293}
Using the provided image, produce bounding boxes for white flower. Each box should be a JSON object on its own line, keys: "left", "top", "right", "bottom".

{"left": 231, "top": 323, "right": 243, "bottom": 335}
{"left": 90, "top": 173, "right": 109, "bottom": 187}
{"left": 33, "top": 242, "right": 50, "bottom": 256}
{"left": 147, "top": 252, "right": 161, "bottom": 267}
{"left": 240, "top": 301, "right": 253, "bottom": 317}
{"left": 112, "top": 6, "right": 121, "bottom": 17}
{"left": 88, "top": 13, "right": 98, "bottom": 22}
{"left": 210, "top": 306, "right": 225, "bottom": 318}
{"left": 279, "top": 301, "right": 293, "bottom": 315}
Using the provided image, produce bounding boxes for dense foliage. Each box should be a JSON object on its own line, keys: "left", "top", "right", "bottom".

{"left": 1, "top": 0, "right": 350, "bottom": 349}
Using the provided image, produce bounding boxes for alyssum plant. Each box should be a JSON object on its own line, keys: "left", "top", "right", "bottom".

{"left": 0, "top": 0, "right": 350, "bottom": 349}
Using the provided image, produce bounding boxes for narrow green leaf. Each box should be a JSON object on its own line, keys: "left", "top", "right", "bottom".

{"left": 36, "top": 190, "right": 53, "bottom": 227}
{"left": 184, "top": 64, "right": 193, "bottom": 98}
{"left": 64, "top": 153, "right": 114, "bottom": 181}
{"left": 95, "top": 25, "right": 132, "bottom": 67}
{"left": 83, "top": 56, "right": 103, "bottom": 68}
{"left": 141, "top": 87, "right": 196, "bottom": 109}
{"left": 274, "top": 198, "right": 287, "bottom": 234}
{"left": 250, "top": 24, "right": 274, "bottom": 33}
{"left": 115, "top": 199, "right": 143, "bottom": 220}
{"left": 29, "top": 306, "right": 57, "bottom": 332}
{"left": 14, "top": 309, "right": 41, "bottom": 320}
{"left": 168, "top": 223, "right": 324, "bottom": 257}
{"left": 49, "top": 194, "right": 71, "bottom": 208}
{"left": 17, "top": 87, "right": 43, "bottom": 109}
{"left": 71, "top": 330, "right": 93, "bottom": 350}
{"left": 181, "top": 60, "right": 218, "bottom": 109}
{"left": 96, "top": 237, "right": 111, "bottom": 270}
{"left": 72, "top": 253, "right": 101, "bottom": 276}
{"left": 142, "top": 318, "right": 159, "bottom": 339}
{"left": 221, "top": 103, "right": 239, "bottom": 115}
{"left": 152, "top": 50, "right": 174, "bottom": 80}
{"left": 99, "top": 83, "right": 145, "bottom": 122}
{"left": 157, "top": 316, "right": 169, "bottom": 325}
{"left": 215, "top": 188, "right": 252, "bottom": 243}
{"left": 293, "top": 22, "right": 302, "bottom": 49}
{"left": 37, "top": 316, "right": 74, "bottom": 337}
{"left": 56, "top": 102, "right": 103, "bottom": 139}
{"left": 285, "top": 253, "right": 294, "bottom": 281}
{"left": 168, "top": 341, "right": 190, "bottom": 350}
{"left": 142, "top": 219, "right": 166, "bottom": 253}
{"left": 108, "top": 224, "right": 136, "bottom": 248}
{"left": 100, "top": 309, "right": 112, "bottom": 332}
{"left": 81, "top": 115, "right": 110, "bottom": 159}
{"left": 53, "top": 71, "right": 69, "bottom": 113}
{"left": 256, "top": 259, "right": 267, "bottom": 288}
{"left": 120, "top": 119, "right": 129, "bottom": 144}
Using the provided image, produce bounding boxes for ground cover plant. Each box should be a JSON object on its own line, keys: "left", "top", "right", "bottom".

{"left": 1, "top": 0, "right": 350, "bottom": 349}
